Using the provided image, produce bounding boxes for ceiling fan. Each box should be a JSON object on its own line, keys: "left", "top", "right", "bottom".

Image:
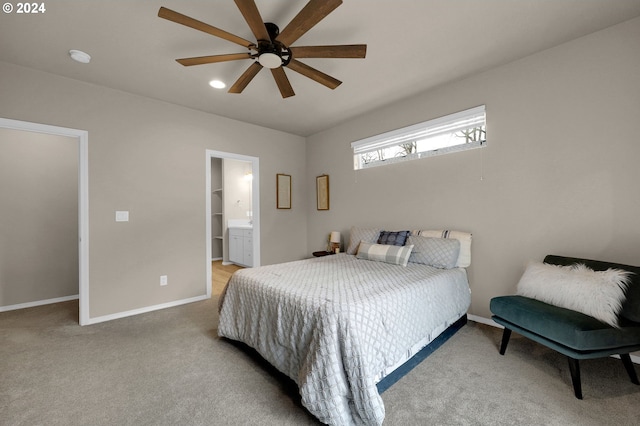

{"left": 158, "top": 0, "right": 366, "bottom": 98}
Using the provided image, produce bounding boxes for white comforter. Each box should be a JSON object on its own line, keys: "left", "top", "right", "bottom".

{"left": 218, "top": 254, "right": 471, "bottom": 425}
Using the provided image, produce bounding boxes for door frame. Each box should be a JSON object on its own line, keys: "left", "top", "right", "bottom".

{"left": 205, "top": 150, "right": 260, "bottom": 298}
{"left": 0, "top": 117, "right": 90, "bottom": 325}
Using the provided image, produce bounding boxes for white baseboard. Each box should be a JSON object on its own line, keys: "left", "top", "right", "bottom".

{"left": 0, "top": 294, "right": 79, "bottom": 312}
{"left": 83, "top": 294, "right": 210, "bottom": 325}
{"left": 467, "top": 314, "right": 640, "bottom": 365}
{"left": 468, "top": 314, "right": 502, "bottom": 328}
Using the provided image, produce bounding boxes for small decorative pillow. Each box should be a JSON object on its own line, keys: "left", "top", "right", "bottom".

{"left": 516, "top": 262, "right": 632, "bottom": 328}
{"left": 377, "top": 230, "right": 410, "bottom": 246}
{"left": 356, "top": 242, "right": 414, "bottom": 267}
{"left": 347, "top": 227, "right": 380, "bottom": 255}
{"left": 407, "top": 236, "right": 460, "bottom": 269}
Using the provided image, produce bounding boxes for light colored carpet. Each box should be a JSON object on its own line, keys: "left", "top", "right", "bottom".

{"left": 1, "top": 294, "right": 639, "bottom": 425}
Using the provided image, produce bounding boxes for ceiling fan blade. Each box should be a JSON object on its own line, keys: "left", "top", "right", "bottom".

{"left": 276, "top": 0, "right": 342, "bottom": 46}
{"left": 286, "top": 59, "right": 341, "bottom": 90}
{"left": 158, "top": 7, "right": 255, "bottom": 49}
{"left": 177, "top": 53, "right": 252, "bottom": 66}
{"left": 229, "top": 62, "right": 263, "bottom": 93}
{"left": 290, "top": 44, "right": 367, "bottom": 59}
{"left": 270, "top": 67, "right": 295, "bottom": 98}
{"left": 233, "top": 0, "right": 270, "bottom": 42}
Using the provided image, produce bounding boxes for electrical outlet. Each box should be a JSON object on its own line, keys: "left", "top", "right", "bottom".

{"left": 115, "top": 211, "right": 129, "bottom": 222}
{"left": 160, "top": 275, "right": 168, "bottom": 286}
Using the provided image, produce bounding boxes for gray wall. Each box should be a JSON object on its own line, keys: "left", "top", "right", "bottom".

{"left": 1, "top": 16, "right": 638, "bottom": 327}
{"left": 0, "top": 61, "right": 307, "bottom": 320}
{"left": 0, "top": 128, "right": 78, "bottom": 307}
{"left": 306, "top": 17, "right": 640, "bottom": 320}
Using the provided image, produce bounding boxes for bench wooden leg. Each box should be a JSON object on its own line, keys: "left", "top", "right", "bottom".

{"left": 499, "top": 328, "right": 512, "bottom": 355}
{"left": 567, "top": 357, "right": 583, "bottom": 399}
{"left": 620, "top": 354, "right": 640, "bottom": 385}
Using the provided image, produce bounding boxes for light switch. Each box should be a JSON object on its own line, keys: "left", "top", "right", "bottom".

{"left": 115, "top": 211, "right": 129, "bottom": 222}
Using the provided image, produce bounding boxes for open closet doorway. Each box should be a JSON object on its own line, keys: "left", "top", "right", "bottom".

{"left": 0, "top": 118, "right": 89, "bottom": 325}
{"left": 205, "top": 150, "right": 260, "bottom": 299}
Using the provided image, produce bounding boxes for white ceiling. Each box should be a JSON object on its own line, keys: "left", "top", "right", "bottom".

{"left": 2, "top": 0, "right": 640, "bottom": 136}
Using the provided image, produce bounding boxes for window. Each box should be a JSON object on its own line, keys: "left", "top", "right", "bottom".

{"left": 351, "top": 105, "right": 486, "bottom": 170}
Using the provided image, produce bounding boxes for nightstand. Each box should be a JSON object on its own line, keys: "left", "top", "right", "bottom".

{"left": 312, "top": 251, "right": 334, "bottom": 257}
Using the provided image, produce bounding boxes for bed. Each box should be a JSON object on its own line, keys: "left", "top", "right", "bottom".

{"left": 218, "top": 228, "right": 472, "bottom": 425}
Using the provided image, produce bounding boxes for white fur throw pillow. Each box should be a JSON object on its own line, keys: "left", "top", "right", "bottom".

{"left": 516, "top": 262, "right": 632, "bottom": 328}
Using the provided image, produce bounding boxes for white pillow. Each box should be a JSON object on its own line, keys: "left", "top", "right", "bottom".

{"left": 356, "top": 242, "right": 414, "bottom": 267}
{"left": 516, "top": 262, "right": 632, "bottom": 328}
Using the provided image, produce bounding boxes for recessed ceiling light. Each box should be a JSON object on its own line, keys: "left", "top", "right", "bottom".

{"left": 69, "top": 49, "right": 91, "bottom": 64}
{"left": 209, "top": 80, "right": 226, "bottom": 89}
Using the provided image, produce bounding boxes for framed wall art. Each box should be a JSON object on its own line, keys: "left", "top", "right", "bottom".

{"left": 316, "top": 174, "right": 329, "bottom": 210}
{"left": 276, "top": 174, "right": 291, "bottom": 209}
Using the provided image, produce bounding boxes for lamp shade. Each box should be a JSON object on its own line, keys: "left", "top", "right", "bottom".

{"left": 330, "top": 231, "right": 341, "bottom": 243}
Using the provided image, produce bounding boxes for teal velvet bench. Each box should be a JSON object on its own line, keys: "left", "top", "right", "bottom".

{"left": 490, "top": 255, "right": 640, "bottom": 399}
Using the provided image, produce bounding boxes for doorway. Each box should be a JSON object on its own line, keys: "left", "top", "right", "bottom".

{"left": 0, "top": 118, "right": 89, "bottom": 325}
{"left": 205, "top": 150, "right": 260, "bottom": 298}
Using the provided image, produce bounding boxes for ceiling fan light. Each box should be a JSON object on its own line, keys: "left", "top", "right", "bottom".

{"left": 258, "top": 52, "right": 281, "bottom": 69}
{"left": 69, "top": 49, "right": 91, "bottom": 64}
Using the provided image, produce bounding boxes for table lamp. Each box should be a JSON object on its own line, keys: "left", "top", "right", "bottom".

{"left": 330, "top": 231, "right": 341, "bottom": 253}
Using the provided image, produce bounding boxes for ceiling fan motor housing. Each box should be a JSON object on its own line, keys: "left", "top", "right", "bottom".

{"left": 265, "top": 22, "right": 279, "bottom": 40}
{"left": 257, "top": 23, "right": 291, "bottom": 68}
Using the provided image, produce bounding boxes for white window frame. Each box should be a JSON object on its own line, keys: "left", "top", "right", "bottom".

{"left": 351, "top": 105, "right": 486, "bottom": 170}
